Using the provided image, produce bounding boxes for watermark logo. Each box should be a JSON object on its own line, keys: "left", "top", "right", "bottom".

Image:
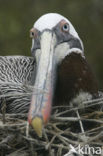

{"left": 68, "top": 144, "right": 102, "bottom": 155}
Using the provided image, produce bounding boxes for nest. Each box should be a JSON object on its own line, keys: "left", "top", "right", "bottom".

{"left": 0, "top": 96, "right": 103, "bottom": 156}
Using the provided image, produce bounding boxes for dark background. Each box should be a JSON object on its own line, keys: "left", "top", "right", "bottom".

{"left": 0, "top": 0, "right": 103, "bottom": 89}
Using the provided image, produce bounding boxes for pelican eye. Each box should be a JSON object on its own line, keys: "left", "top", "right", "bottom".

{"left": 30, "top": 28, "right": 37, "bottom": 38}
{"left": 62, "top": 23, "right": 69, "bottom": 32}
{"left": 31, "top": 32, "right": 34, "bottom": 36}
{"left": 30, "top": 31, "right": 35, "bottom": 38}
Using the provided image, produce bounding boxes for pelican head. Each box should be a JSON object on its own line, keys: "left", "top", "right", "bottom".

{"left": 28, "top": 13, "right": 84, "bottom": 137}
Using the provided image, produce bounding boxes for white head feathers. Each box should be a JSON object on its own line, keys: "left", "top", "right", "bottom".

{"left": 33, "top": 13, "right": 84, "bottom": 54}
{"left": 34, "top": 13, "right": 79, "bottom": 39}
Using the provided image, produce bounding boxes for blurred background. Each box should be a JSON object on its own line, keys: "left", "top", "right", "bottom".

{"left": 0, "top": 0, "right": 103, "bottom": 89}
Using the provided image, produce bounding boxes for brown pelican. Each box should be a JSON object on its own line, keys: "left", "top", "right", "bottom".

{"left": 0, "top": 13, "right": 99, "bottom": 137}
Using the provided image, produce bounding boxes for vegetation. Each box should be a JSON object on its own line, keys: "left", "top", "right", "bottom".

{"left": 0, "top": 97, "right": 103, "bottom": 156}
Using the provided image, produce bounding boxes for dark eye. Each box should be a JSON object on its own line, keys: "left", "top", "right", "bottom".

{"left": 30, "top": 28, "right": 37, "bottom": 38}
{"left": 62, "top": 23, "right": 69, "bottom": 32}
{"left": 30, "top": 31, "right": 35, "bottom": 38}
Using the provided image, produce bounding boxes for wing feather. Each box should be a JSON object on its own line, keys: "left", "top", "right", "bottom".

{"left": 0, "top": 56, "right": 35, "bottom": 113}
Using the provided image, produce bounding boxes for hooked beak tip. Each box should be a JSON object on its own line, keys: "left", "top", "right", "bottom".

{"left": 31, "top": 117, "right": 43, "bottom": 138}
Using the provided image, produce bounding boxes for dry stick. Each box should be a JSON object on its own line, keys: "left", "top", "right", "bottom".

{"left": 52, "top": 116, "right": 103, "bottom": 124}
{"left": 53, "top": 103, "right": 103, "bottom": 118}
{"left": 76, "top": 110, "right": 95, "bottom": 156}
{"left": 46, "top": 135, "right": 57, "bottom": 149}
{"left": 46, "top": 123, "right": 70, "bottom": 153}
{"left": 83, "top": 97, "right": 103, "bottom": 105}
{"left": 0, "top": 96, "right": 103, "bottom": 155}
{"left": 57, "top": 145, "right": 63, "bottom": 156}
{"left": 45, "top": 128, "right": 80, "bottom": 145}
{"left": 51, "top": 116, "right": 79, "bottom": 121}
{"left": 23, "top": 136, "right": 46, "bottom": 146}
{"left": 26, "top": 121, "right": 29, "bottom": 137}
{"left": 88, "top": 131, "right": 103, "bottom": 142}
{"left": 76, "top": 110, "right": 87, "bottom": 141}
{"left": 84, "top": 125, "right": 103, "bottom": 135}
{"left": 53, "top": 97, "right": 103, "bottom": 112}
{"left": 23, "top": 135, "right": 69, "bottom": 150}
{"left": 88, "top": 142, "right": 103, "bottom": 146}
{"left": 47, "top": 123, "right": 69, "bottom": 146}
{"left": 55, "top": 101, "right": 103, "bottom": 117}
{"left": 53, "top": 97, "right": 103, "bottom": 109}
{"left": 0, "top": 113, "right": 28, "bottom": 118}
{"left": 54, "top": 101, "right": 103, "bottom": 117}
{"left": 57, "top": 134, "right": 70, "bottom": 147}
{"left": 76, "top": 114, "right": 93, "bottom": 156}
{"left": 43, "top": 128, "right": 53, "bottom": 156}
{"left": 7, "top": 147, "right": 27, "bottom": 156}
{"left": 0, "top": 122, "right": 27, "bottom": 128}
{"left": 55, "top": 109, "right": 73, "bottom": 117}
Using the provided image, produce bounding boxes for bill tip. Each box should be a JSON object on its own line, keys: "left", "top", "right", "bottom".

{"left": 31, "top": 117, "right": 43, "bottom": 138}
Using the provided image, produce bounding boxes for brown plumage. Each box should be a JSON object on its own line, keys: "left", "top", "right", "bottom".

{"left": 54, "top": 52, "right": 98, "bottom": 106}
